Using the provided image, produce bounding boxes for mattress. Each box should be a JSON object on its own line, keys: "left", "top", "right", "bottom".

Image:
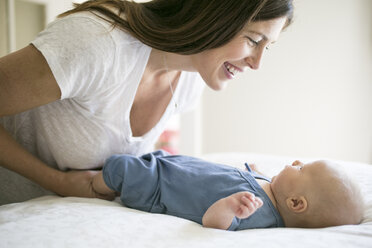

{"left": 0, "top": 153, "right": 371, "bottom": 248}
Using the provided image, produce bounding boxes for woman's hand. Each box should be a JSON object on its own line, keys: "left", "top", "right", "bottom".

{"left": 58, "top": 170, "right": 116, "bottom": 201}
{"left": 92, "top": 171, "right": 116, "bottom": 196}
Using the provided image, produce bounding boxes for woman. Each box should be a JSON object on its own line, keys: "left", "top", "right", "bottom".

{"left": 0, "top": 0, "right": 293, "bottom": 204}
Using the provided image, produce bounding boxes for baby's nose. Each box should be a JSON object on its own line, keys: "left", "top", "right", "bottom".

{"left": 292, "top": 160, "right": 302, "bottom": 166}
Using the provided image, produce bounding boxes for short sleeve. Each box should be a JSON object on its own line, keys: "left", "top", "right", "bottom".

{"left": 31, "top": 14, "right": 116, "bottom": 100}
{"left": 227, "top": 217, "right": 241, "bottom": 231}
{"left": 102, "top": 153, "right": 162, "bottom": 211}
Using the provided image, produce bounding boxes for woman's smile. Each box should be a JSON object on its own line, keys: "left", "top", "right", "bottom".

{"left": 223, "top": 62, "right": 243, "bottom": 79}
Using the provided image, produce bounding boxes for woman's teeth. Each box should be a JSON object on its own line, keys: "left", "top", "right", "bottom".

{"left": 225, "top": 63, "right": 238, "bottom": 76}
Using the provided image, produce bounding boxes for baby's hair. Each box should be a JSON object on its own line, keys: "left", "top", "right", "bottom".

{"left": 301, "top": 161, "right": 364, "bottom": 228}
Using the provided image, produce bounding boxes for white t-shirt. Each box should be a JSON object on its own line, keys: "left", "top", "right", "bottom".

{"left": 1, "top": 12, "right": 204, "bottom": 171}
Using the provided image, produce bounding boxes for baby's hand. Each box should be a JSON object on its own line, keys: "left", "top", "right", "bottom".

{"left": 226, "top": 192, "right": 263, "bottom": 219}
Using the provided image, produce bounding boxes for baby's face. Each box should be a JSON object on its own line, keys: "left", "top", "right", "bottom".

{"left": 270, "top": 160, "right": 329, "bottom": 198}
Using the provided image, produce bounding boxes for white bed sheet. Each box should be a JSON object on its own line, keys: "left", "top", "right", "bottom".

{"left": 0, "top": 153, "right": 371, "bottom": 248}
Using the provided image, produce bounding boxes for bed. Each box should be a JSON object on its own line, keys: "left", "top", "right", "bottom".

{"left": 0, "top": 153, "right": 371, "bottom": 248}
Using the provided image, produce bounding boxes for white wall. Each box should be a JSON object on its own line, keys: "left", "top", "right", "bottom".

{"left": 197, "top": 0, "right": 372, "bottom": 163}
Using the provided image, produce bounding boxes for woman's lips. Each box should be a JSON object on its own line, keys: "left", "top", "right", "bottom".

{"left": 223, "top": 62, "right": 242, "bottom": 79}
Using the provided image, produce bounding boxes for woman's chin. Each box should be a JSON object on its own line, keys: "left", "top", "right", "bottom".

{"left": 208, "top": 80, "right": 228, "bottom": 91}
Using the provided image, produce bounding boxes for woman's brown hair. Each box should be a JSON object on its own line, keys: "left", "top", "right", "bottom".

{"left": 59, "top": 0, "right": 294, "bottom": 55}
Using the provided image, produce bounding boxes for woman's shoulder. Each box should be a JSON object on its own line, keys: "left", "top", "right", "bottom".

{"left": 44, "top": 11, "right": 137, "bottom": 44}
{"left": 33, "top": 10, "right": 151, "bottom": 75}
{"left": 59, "top": 11, "right": 150, "bottom": 58}
{"left": 43, "top": 11, "right": 109, "bottom": 34}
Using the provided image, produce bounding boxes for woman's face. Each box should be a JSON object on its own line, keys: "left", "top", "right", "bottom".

{"left": 193, "top": 17, "right": 287, "bottom": 90}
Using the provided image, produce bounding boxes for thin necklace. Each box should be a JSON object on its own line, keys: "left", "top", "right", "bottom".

{"left": 163, "top": 54, "right": 178, "bottom": 109}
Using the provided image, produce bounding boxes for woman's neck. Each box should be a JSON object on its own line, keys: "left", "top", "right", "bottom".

{"left": 148, "top": 49, "right": 196, "bottom": 72}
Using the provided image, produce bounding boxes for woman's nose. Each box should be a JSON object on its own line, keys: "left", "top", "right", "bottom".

{"left": 246, "top": 48, "right": 264, "bottom": 70}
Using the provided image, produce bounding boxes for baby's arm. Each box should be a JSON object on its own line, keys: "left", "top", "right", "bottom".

{"left": 202, "top": 192, "right": 263, "bottom": 230}
{"left": 92, "top": 171, "right": 116, "bottom": 196}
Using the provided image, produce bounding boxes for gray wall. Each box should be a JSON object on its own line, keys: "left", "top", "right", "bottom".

{"left": 0, "top": 0, "right": 45, "bottom": 55}
{"left": 198, "top": 0, "right": 372, "bottom": 163}
{"left": 0, "top": 0, "right": 9, "bottom": 56}
{"left": 15, "top": 0, "right": 45, "bottom": 50}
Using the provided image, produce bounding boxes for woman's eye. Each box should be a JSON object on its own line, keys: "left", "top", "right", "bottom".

{"left": 247, "top": 37, "right": 259, "bottom": 47}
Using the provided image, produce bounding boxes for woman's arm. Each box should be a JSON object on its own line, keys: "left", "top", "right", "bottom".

{"left": 0, "top": 45, "right": 61, "bottom": 115}
{"left": 202, "top": 191, "right": 263, "bottom": 230}
{"left": 0, "top": 45, "right": 114, "bottom": 200}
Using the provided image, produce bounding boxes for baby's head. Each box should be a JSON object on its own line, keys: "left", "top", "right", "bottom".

{"left": 270, "top": 160, "right": 364, "bottom": 228}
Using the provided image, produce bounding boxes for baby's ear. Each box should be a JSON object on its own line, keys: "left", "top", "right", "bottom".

{"left": 286, "top": 196, "right": 308, "bottom": 213}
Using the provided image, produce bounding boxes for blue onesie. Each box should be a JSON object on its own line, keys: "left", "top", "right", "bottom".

{"left": 102, "top": 150, "right": 284, "bottom": 231}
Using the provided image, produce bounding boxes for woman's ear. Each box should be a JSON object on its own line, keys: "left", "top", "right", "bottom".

{"left": 286, "top": 196, "right": 308, "bottom": 213}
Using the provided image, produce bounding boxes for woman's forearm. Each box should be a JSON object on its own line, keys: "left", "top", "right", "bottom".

{"left": 0, "top": 125, "right": 64, "bottom": 193}
{"left": 0, "top": 125, "right": 115, "bottom": 199}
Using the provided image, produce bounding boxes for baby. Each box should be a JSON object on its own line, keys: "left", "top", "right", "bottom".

{"left": 92, "top": 150, "right": 364, "bottom": 230}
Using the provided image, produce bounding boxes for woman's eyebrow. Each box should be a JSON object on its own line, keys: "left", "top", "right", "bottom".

{"left": 247, "top": 30, "right": 278, "bottom": 44}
